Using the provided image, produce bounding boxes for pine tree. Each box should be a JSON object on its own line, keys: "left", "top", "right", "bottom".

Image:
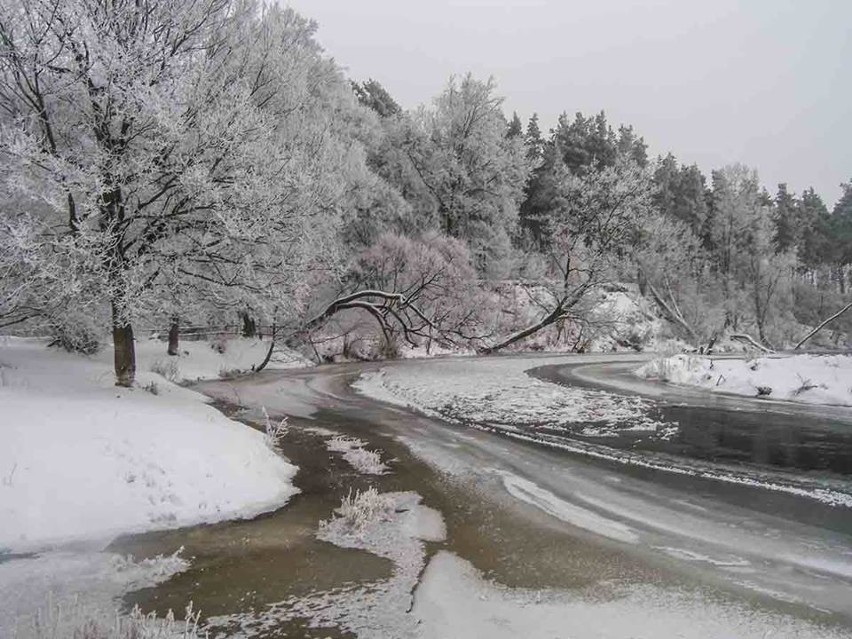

{"left": 524, "top": 113, "right": 545, "bottom": 161}
{"left": 352, "top": 78, "right": 402, "bottom": 118}
{"left": 506, "top": 111, "right": 523, "bottom": 138}
{"left": 772, "top": 184, "right": 799, "bottom": 253}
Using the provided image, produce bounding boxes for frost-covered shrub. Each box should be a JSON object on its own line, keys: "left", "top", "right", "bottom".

{"left": 217, "top": 366, "right": 243, "bottom": 380}
{"left": 48, "top": 320, "right": 102, "bottom": 355}
{"left": 262, "top": 406, "right": 288, "bottom": 453}
{"left": 209, "top": 335, "right": 229, "bottom": 355}
{"left": 21, "top": 601, "right": 205, "bottom": 639}
{"left": 150, "top": 358, "right": 179, "bottom": 382}
{"left": 329, "top": 487, "right": 395, "bottom": 532}
{"left": 376, "top": 335, "right": 402, "bottom": 360}
{"left": 637, "top": 354, "right": 703, "bottom": 382}
{"left": 326, "top": 436, "right": 388, "bottom": 475}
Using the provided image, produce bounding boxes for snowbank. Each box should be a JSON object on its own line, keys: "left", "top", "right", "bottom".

{"left": 637, "top": 354, "right": 852, "bottom": 406}
{"left": 0, "top": 338, "right": 299, "bottom": 552}
{"left": 134, "top": 335, "right": 312, "bottom": 382}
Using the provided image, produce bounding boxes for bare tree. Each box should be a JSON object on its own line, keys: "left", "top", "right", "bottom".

{"left": 294, "top": 233, "right": 488, "bottom": 353}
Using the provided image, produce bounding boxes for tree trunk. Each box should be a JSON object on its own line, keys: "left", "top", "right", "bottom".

{"left": 240, "top": 311, "right": 257, "bottom": 338}
{"left": 112, "top": 303, "right": 136, "bottom": 387}
{"left": 254, "top": 321, "right": 277, "bottom": 373}
{"left": 167, "top": 317, "right": 180, "bottom": 356}
{"left": 643, "top": 276, "right": 697, "bottom": 343}
{"left": 482, "top": 306, "right": 564, "bottom": 353}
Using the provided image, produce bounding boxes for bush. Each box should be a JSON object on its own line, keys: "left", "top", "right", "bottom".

{"left": 328, "top": 487, "right": 395, "bottom": 533}
{"left": 48, "top": 323, "right": 101, "bottom": 355}
{"left": 150, "top": 358, "right": 179, "bottom": 382}
{"left": 209, "top": 335, "right": 229, "bottom": 354}
{"left": 376, "top": 335, "right": 401, "bottom": 360}
{"left": 21, "top": 600, "right": 205, "bottom": 639}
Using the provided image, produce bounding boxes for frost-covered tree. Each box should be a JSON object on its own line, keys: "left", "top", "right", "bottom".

{"left": 0, "top": 0, "right": 369, "bottom": 384}
{"left": 705, "top": 165, "right": 797, "bottom": 346}
{"left": 402, "top": 74, "right": 533, "bottom": 275}
{"left": 636, "top": 212, "right": 712, "bottom": 344}
{"left": 487, "top": 157, "right": 655, "bottom": 351}
{"left": 298, "top": 232, "right": 485, "bottom": 353}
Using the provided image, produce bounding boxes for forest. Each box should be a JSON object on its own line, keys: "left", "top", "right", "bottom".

{"left": 2, "top": 0, "right": 852, "bottom": 386}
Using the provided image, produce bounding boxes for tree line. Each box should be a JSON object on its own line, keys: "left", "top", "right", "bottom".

{"left": 1, "top": 0, "right": 850, "bottom": 385}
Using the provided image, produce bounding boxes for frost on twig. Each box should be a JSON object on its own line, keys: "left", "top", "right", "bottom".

{"left": 261, "top": 406, "right": 289, "bottom": 454}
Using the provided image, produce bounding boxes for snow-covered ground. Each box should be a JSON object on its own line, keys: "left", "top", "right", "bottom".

{"left": 1, "top": 336, "right": 303, "bottom": 634}
{"left": 0, "top": 337, "right": 299, "bottom": 552}
{"left": 134, "top": 334, "right": 312, "bottom": 382}
{"left": 637, "top": 353, "right": 852, "bottom": 406}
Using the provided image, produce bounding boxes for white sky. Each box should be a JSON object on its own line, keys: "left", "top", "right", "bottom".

{"left": 285, "top": 0, "right": 851, "bottom": 207}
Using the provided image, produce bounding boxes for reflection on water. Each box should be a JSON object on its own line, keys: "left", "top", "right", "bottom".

{"left": 533, "top": 364, "right": 852, "bottom": 477}
{"left": 655, "top": 405, "right": 852, "bottom": 475}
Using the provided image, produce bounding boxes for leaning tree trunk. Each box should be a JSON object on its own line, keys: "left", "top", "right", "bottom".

{"left": 794, "top": 300, "right": 852, "bottom": 350}
{"left": 167, "top": 316, "right": 180, "bottom": 356}
{"left": 482, "top": 306, "right": 565, "bottom": 354}
{"left": 253, "top": 321, "right": 277, "bottom": 373}
{"left": 112, "top": 301, "right": 136, "bottom": 387}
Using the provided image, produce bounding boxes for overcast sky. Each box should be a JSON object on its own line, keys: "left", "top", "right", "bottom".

{"left": 285, "top": 0, "right": 850, "bottom": 207}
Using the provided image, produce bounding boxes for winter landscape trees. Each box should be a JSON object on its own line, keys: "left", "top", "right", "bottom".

{"left": 2, "top": 0, "right": 851, "bottom": 386}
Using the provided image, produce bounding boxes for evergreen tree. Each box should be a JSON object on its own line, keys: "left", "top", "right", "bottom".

{"left": 652, "top": 155, "right": 711, "bottom": 245}
{"left": 506, "top": 111, "right": 523, "bottom": 138}
{"left": 524, "top": 113, "right": 545, "bottom": 162}
{"left": 352, "top": 78, "right": 402, "bottom": 118}
{"left": 798, "top": 188, "right": 832, "bottom": 269}
{"left": 772, "top": 184, "right": 799, "bottom": 253}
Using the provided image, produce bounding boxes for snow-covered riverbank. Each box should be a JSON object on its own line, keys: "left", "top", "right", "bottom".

{"left": 0, "top": 337, "right": 299, "bottom": 552}
{"left": 637, "top": 353, "right": 852, "bottom": 406}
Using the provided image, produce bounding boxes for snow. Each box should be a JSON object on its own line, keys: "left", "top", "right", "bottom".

{"left": 134, "top": 335, "right": 312, "bottom": 382}
{"left": 637, "top": 353, "right": 852, "bottom": 406}
{"left": 413, "top": 551, "right": 848, "bottom": 639}
{"left": 0, "top": 337, "right": 299, "bottom": 553}
{"left": 354, "top": 357, "right": 671, "bottom": 435}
